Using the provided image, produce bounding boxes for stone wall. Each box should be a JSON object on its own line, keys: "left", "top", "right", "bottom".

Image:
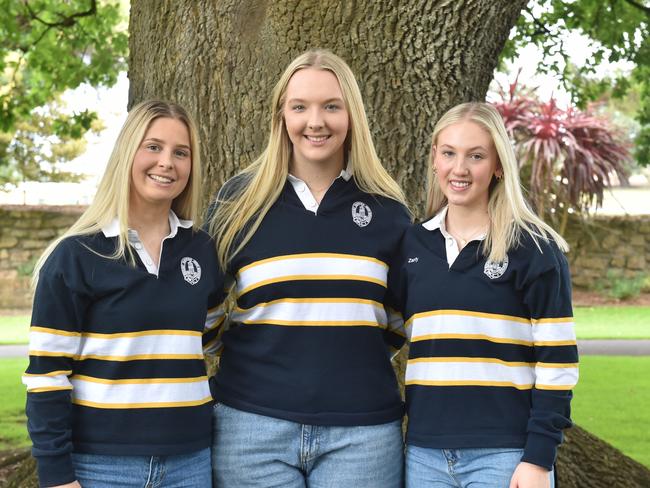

{"left": 564, "top": 215, "right": 650, "bottom": 290}
{"left": 0, "top": 205, "right": 84, "bottom": 310}
{"left": 0, "top": 206, "right": 648, "bottom": 310}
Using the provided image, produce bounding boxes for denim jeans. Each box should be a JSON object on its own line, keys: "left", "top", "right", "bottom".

{"left": 212, "top": 403, "right": 403, "bottom": 487}
{"left": 405, "top": 445, "right": 555, "bottom": 488}
{"left": 70, "top": 448, "right": 211, "bottom": 487}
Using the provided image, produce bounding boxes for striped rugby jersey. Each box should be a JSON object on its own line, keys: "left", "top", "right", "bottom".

{"left": 390, "top": 218, "right": 578, "bottom": 470}
{"left": 211, "top": 176, "right": 411, "bottom": 426}
{"left": 23, "top": 226, "right": 225, "bottom": 487}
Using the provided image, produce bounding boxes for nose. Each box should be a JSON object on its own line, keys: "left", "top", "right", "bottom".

{"left": 157, "top": 149, "right": 174, "bottom": 168}
{"left": 451, "top": 155, "right": 468, "bottom": 175}
{"left": 307, "top": 107, "right": 324, "bottom": 130}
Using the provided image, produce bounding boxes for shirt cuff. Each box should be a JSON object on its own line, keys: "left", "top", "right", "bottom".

{"left": 36, "top": 452, "right": 76, "bottom": 487}
{"left": 521, "top": 432, "right": 558, "bottom": 470}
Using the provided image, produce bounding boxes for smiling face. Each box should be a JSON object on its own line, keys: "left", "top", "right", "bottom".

{"left": 130, "top": 117, "right": 192, "bottom": 213}
{"left": 282, "top": 67, "right": 350, "bottom": 172}
{"left": 433, "top": 120, "right": 502, "bottom": 213}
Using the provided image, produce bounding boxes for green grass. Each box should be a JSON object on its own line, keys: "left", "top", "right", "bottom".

{"left": 572, "top": 356, "right": 650, "bottom": 468}
{"left": 0, "top": 358, "right": 30, "bottom": 451}
{"left": 0, "top": 315, "right": 30, "bottom": 344}
{"left": 574, "top": 306, "right": 650, "bottom": 339}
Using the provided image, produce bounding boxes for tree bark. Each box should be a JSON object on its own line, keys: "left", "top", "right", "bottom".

{"left": 127, "top": 0, "right": 524, "bottom": 211}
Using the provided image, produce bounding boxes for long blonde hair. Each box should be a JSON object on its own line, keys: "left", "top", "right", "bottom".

{"left": 426, "top": 102, "right": 568, "bottom": 262}
{"left": 210, "top": 49, "right": 409, "bottom": 268}
{"left": 32, "top": 100, "right": 202, "bottom": 286}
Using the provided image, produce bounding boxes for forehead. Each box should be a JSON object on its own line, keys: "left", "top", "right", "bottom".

{"left": 437, "top": 120, "right": 493, "bottom": 149}
{"left": 144, "top": 117, "right": 190, "bottom": 142}
{"left": 285, "top": 67, "right": 344, "bottom": 100}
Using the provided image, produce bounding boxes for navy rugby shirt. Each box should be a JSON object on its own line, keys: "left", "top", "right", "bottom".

{"left": 23, "top": 212, "right": 226, "bottom": 487}
{"left": 390, "top": 208, "right": 579, "bottom": 469}
{"left": 211, "top": 175, "right": 411, "bottom": 425}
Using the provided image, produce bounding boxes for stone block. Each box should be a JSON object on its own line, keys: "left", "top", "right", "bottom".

{"left": 630, "top": 235, "right": 646, "bottom": 246}
{"left": 21, "top": 240, "right": 46, "bottom": 250}
{"left": 575, "top": 256, "right": 610, "bottom": 270}
{"left": 626, "top": 255, "right": 646, "bottom": 270}
{"left": 0, "top": 236, "right": 19, "bottom": 248}
{"left": 601, "top": 234, "right": 620, "bottom": 249}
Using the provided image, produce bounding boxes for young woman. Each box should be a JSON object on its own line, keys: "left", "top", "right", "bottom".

{"left": 23, "top": 100, "right": 225, "bottom": 488}
{"left": 208, "top": 49, "right": 411, "bottom": 487}
{"left": 391, "top": 102, "right": 579, "bottom": 488}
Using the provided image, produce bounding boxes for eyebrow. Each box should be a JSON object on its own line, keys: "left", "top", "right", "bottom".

{"left": 143, "top": 137, "right": 191, "bottom": 150}
{"left": 439, "top": 144, "right": 488, "bottom": 152}
{"left": 286, "top": 97, "right": 344, "bottom": 104}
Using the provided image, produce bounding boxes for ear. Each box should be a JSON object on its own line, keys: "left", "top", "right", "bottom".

{"left": 431, "top": 143, "right": 437, "bottom": 161}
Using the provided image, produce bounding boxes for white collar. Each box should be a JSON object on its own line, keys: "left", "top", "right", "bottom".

{"left": 287, "top": 165, "right": 352, "bottom": 184}
{"left": 422, "top": 206, "right": 487, "bottom": 241}
{"left": 101, "top": 210, "right": 192, "bottom": 238}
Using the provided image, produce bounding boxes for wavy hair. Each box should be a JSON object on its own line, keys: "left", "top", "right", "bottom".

{"left": 210, "top": 49, "right": 409, "bottom": 268}
{"left": 426, "top": 102, "right": 568, "bottom": 262}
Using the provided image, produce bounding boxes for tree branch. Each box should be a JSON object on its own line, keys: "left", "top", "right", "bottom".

{"left": 621, "top": 0, "right": 650, "bottom": 16}
{"left": 524, "top": 6, "right": 553, "bottom": 38}
{"left": 22, "top": 0, "right": 97, "bottom": 29}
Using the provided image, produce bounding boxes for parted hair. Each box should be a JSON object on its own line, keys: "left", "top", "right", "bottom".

{"left": 32, "top": 100, "right": 201, "bottom": 286}
{"left": 426, "top": 102, "right": 569, "bottom": 262}
{"left": 210, "top": 48, "right": 409, "bottom": 268}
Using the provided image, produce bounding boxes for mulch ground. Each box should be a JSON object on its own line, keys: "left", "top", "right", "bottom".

{"left": 573, "top": 290, "right": 650, "bottom": 307}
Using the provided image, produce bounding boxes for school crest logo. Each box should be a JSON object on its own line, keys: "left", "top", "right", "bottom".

{"left": 180, "top": 257, "right": 201, "bottom": 285}
{"left": 484, "top": 254, "right": 509, "bottom": 279}
{"left": 351, "top": 201, "right": 372, "bottom": 227}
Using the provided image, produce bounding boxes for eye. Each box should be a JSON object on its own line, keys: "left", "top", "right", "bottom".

{"left": 291, "top": 104, "right": 305, "bottom": 112}
{"left": 145, "top": 143, "right": 161, "bottom": 152}
{"left": 441, "top": 150, "right": 454, "bottom": 158}
{"left": 175, "top": 149, "right": 190, "bottom": 158}
{"left": 469, "top": 153, "right": 485, "bottom": 161}
{"left": 324, "top": 103, "right": 340, "bottom": 111}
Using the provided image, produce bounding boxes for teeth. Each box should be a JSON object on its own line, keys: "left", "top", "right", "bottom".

{"left": 149, "top": 174, "right": 173, "bottom": 183}
{"left": 451, "top": 181, "right": 470, "bottom": 188}
{"left": 306, "top": 135, "right": 328, "bottom": 142}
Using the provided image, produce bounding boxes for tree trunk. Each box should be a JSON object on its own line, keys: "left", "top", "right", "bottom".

{"left": 6, "top": 1, "right": 650, "bottom": 486}
{"left": 127, "top": 0, "right": 524, "bottom": 211}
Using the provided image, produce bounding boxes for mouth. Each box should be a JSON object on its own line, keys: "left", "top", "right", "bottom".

{"left": 449, "top": 180, "right": 471, "bottom": 190}
{"left": 304, "top": 135, "right": 330, "bottom": 144}
{"left": 148, "top": 174, "right": 175, "bottom": 184}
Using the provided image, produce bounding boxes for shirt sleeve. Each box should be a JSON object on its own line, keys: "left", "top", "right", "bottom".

{"left": 384, "top": 230, "right": 409, "bottom": 357}
{"left": 521, "top": 245, "right": 579, "bottom": 470}
{"left": 22, "top": 243, "right": 89, "bottom": 487}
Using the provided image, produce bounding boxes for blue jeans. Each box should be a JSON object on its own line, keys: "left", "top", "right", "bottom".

{"left": 70, "top": 448, "right": 211, "bottom": 487}
{"left": 212, "top": 403, "right": 403, "bottom": 487}
{"left": 405, "top": 445, "right": 555, "bottom": 488}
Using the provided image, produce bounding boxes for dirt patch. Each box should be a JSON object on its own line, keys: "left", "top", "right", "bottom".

{"left": 573, "top": 289, "right": 650, "bottom": 307}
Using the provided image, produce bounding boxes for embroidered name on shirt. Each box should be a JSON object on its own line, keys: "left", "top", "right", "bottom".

{"left": 180, "top": 257, "right": 201, "bottom": 285}
{"left": 351, "top": 201, "right": 372, "bottom": 227}
{"left": 484, "top": 254, "right": 509, "bottom": 279}
{"left": 408, "top": 257, "right": 419, "bottom": 263}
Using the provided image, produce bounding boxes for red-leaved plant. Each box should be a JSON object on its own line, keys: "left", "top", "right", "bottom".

{"left": 492, "top": 74, "right": 631, "bottom": 233}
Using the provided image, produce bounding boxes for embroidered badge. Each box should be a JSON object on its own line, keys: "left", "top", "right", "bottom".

{"left": 351, "top": 201, "right": 372, "bottom": 227}
{"left": 180, "top": 257, "right": 201, "bottom": 285}
{"left": 483, "top": 254, "right": 509, "bottom": 279}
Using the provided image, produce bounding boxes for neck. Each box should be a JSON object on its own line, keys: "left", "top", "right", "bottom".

{"left": 289, "top": 157, "right": 344, "bottom": 201}
{"left": 445, "top": 204, "right": 490, "bottom": 246}
{"left": 128, "top": 200, "right": 171, "bottom": 237}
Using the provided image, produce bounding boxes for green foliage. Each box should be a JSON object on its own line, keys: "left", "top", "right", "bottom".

{"left": 0, "top": 315, "right": 30, "bottom": 345}
{"left": 0, "top": 98, "right": 101, "bottom": 187}
{"left": 0, "top": 0, "right": 127, "bottom": 185}
{"left": 593, "top": 270, "right": 647, "bottom": 300}
{"left": 506, "top": 0, "right": 650, "bottom": 165}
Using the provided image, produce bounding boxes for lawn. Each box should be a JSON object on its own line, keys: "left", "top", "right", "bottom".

{"left": 572, "top": 356, "right": 650, "bottom": 468}
{"left": 0, "top": 315, "right": 30, "bottom": 345}
{"left": 0, "top": 358, "right": 30, "bottom": 451}
{"left": 573, "top": 306, "right": 650, "bottom": 339}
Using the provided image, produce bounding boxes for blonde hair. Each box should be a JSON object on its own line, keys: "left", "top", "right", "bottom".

{"left": 210, "top": 48, "right": 409, "bottom": 268}
{"left": 32, "top": 100, "right": 202, "bottom": 286}
{"left": 426, "top": 102, "right": 569, "bottom": 262}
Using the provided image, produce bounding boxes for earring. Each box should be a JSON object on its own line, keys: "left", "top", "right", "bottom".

{"left": 496, "top": 173, "right": 503, "bottom": 181}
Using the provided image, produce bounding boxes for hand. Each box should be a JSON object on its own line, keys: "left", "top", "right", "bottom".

{"left": 509, "top": 462, "right": 550, "bottom": 488}
{"left": 48, "top": 482, "right": 81, "bottom": 488}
